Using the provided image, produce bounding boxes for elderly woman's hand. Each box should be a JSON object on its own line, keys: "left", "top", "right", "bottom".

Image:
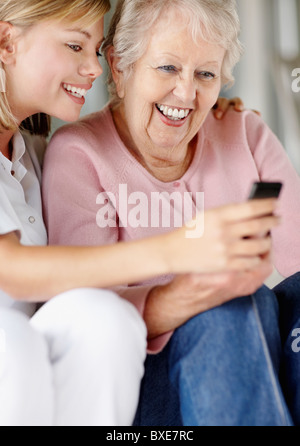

{"left": 145, "top": 198, "right": 280, "bottom": 338}
{"left": 145, "top": 255, "right": 272, "bottom": 339}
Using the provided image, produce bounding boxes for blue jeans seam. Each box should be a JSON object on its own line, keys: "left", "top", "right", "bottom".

{"left": 251, "top": 294, "right": 289, "bottom": 426}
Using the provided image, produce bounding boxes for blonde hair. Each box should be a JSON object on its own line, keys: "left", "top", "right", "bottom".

{"left": 103, "top": 0, "right": 243, "bottom": 106}
{"left": 0, "top": 0, "right": 110, "bottom": 135}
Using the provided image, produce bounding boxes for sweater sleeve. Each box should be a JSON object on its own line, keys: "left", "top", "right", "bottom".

{"left": 244, "top": 111, "right": 300, "bottom": 277}
{"left": 42, "top": 125, "right": 167, "bottom": 353}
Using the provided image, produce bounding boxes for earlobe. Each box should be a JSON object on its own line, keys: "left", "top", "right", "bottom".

{"left": 0, "top": 21, "right": 16, "bottom": 64}
{"left": 107, "top": 46, "right": 125, "bottom": 99}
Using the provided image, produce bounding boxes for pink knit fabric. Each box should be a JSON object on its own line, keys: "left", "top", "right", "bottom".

{"left": 42, "top": 105, "right": 300, "bottom": 352}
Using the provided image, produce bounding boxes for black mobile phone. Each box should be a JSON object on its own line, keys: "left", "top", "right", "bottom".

{"left": 246, "top": 182, "right": 282, "bottom": 238}
{"left": 248, "top": 182, "right": 282, "bottom": 200}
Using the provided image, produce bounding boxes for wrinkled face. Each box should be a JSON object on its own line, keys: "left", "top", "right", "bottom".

{"left": 114, "top": 10, "right": 225, "bottom": 163}
{"left": 6, "top": 17, "right": 104, "bottom": 123}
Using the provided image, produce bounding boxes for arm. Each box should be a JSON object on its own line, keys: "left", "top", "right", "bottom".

{"left": 0, "top": 231, "right": 168, "bottom": 300}
{"left": 0, "top": 200, "right": 278, "bottom": 302}
{"left": 244, "top": 111, "right": 300, "bottom": 276}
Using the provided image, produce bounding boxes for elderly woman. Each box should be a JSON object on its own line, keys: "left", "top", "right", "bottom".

{"left": 43, "top": 0, "right": 300, "bottom": 426}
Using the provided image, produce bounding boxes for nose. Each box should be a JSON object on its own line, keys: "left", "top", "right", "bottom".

{"left": 79, "top": 55, "right": 103, "bottom": 80}
{"left": 173, "top": 75, "right": 197, "bottom": 104}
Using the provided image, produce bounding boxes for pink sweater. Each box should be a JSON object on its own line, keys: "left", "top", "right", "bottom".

{"left": 42, "top": 104, "right": 300, "bottom": 352}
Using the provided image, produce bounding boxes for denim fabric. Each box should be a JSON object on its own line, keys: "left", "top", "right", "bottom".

{"left": 134, "top": 280, "right": 300, "bottom": 426}
{"left": 273, "top": 272, "right": 300, "bottom": 426}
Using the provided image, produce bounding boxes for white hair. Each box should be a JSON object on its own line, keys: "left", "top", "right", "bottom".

{"left": 103, "top": 0, "right": 243, "bottom": 105}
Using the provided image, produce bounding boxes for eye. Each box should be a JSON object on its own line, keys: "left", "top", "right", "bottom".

{"left": 197, "top": 71, "right": 216, "bottom": 80}
{"left": 158, "top": 65, "right": 177, "bottom": 73}
{"left": 68, "top": 44, "right": 82, "bottom": 53}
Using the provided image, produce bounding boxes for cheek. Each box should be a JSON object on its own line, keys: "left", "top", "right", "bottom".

{"left": 197, "top": 84, "right": 221, "bottom": 111}
{"left": 124, "top": 85, "right": 155, "bottom": 127}
{"left": 137, "top": 71, "right": 171, "bottom": 104}
{"left": 21, "top": 64, "right": 59, "bottom": 96}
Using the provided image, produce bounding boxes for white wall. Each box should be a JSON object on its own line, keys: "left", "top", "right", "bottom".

{"left": 228, "top": 0, "right": 278, "bottom": 130}
{"left": 228, "top": 0, "right": 300, "bottom": 173}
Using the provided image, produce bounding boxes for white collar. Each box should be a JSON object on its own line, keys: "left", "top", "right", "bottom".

{"left": 11, "top": 131, "right": 26, "bottom": 163}
{"left": 0, "top": 131, "right": 27, "bottom": 182}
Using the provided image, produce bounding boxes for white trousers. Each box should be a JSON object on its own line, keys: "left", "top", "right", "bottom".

{"left": 0, "top": 289, "right": 147, "bottom": 426}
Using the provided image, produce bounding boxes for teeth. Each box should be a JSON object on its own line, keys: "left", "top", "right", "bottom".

{"left": 157, "top": 104, "right": 190, "bottom": 120}
{"left": 63, "top": 83, "right": 87, "bottom": 98}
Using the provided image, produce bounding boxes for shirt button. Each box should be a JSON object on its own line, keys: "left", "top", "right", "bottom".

{"left": 28, "top": 216, "right": 36, "bottom": 224}
{"left": 173, "top": 182, "right": 181, "bottom": 188}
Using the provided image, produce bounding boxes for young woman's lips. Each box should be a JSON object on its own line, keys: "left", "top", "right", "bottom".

{"left": 62, "top": 83, "right": 91, "bottom": 105}
{"left": 155, "top": 104, "right": 191, "bottom": 127}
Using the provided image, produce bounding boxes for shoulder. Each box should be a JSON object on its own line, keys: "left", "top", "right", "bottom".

{"left": 202, "top": 109, "right": 266, "bottom": 146}
{"left": 48, "top": 105, "right": 113, "bottom": 152}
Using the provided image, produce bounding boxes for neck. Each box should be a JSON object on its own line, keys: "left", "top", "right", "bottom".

{"left": 112, "top": 106, "right": 196, "bottom": 183}
{"left": 135, "top": 145, "right": 195, "bottom": 182}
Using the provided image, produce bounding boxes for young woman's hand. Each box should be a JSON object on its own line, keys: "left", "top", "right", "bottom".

{"left": 213, "top": 97, "right": 244, "bottom": 119}
{"left": 167, "top": 198, "right": 279, "bottom": 276}
{"left": 213, "top": 97, "right": 261, "bottom": 119}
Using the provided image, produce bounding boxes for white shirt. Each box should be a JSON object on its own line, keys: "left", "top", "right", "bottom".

{"left": 0, "top": 131, "right": 47, "bottom": 316}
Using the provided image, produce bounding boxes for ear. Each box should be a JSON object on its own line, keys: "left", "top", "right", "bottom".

{"left": 0, "top": 21, "right": 16, "bottom": 64}
{"left": 106, "top": 46, "right": 125, "bottom": 99}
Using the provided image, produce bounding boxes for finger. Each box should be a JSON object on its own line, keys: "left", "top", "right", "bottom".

{"left": 219, "top": 199, "right": 278, "bottom": 223}
{"left": 228, "top": 215, "right": 280, "bottom": 239}
{"left": 227, "top": 255, "right": 265, "bottom": 272}
{"left": 229, "top": 97, "right": 244, "bottom": 111}
{"left": 230, "top": 236, "right": 272, "bottom": 257}
{"left": 212, "top": 97, "right": 231, "bottom": 119}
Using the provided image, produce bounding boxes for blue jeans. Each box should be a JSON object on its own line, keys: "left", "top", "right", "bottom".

{"left": 134, "top": 276, "right": 300, "bottom": 426}
{"left": 274, "top": 272, "right": 300, "bottom": 426}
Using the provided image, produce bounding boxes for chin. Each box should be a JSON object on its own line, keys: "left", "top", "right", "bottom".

{"left": 152, "top": 136, "right": 185, "bottom": 150}
{"left": 56, "top": 111, "right": 81, "bottom": 123}
{"left": 46, "top": 101, "right": 82, "bottom": 123}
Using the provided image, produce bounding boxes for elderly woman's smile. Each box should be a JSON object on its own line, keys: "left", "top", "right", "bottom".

{"left": 111, "top": 9, "right": 225, "bottom": 180}
{"left": 155, "top": 104, "right": 191, "bottom": 125}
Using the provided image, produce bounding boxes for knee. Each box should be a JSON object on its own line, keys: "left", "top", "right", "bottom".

{"left": 32, "top": 288, "right": 147, "bottom": 355}
{"left": 170, "top": 291, "right": 278, "bottom": 355}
